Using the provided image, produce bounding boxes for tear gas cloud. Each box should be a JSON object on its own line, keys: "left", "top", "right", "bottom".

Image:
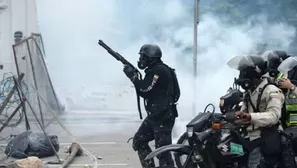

{"left": 36, "top": 0, "right": 296, "bottom": 137}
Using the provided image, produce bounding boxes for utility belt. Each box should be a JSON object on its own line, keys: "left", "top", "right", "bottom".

{"left": 146, "top": 103, "right": 178, "bottom": 118}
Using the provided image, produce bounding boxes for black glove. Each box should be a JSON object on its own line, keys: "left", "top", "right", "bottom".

{"left": 123, "top": 65, "right": 136, "bottom": 80}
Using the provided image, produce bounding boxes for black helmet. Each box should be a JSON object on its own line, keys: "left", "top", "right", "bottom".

{"left": 138, "top": 44, "right": 162, "bottom": 58}
{"left": 227, "top": 55, "right": 266, "bottom": 74}
{"left": 227, "top": 55, "right": 267, "bottom": 90}
{"left": 261, "top": 50, "right": 290, "bottom": 77}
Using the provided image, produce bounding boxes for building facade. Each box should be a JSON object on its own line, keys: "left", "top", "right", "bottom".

{"left": 0, "top": 0, "right": 39, "bottom": 75}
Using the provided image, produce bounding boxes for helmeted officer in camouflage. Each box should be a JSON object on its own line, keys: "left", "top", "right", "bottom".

{"left": 261, "top": 50, "right": 291, "bottom": 81}
{"left": 227, "top": 55, "right": 285, "bottom": 168}
{"left": 123, "top": 44, "right": 180, "bottom": 167}
{"left": 278, "top": 56, "right": 297, "bottom": 95}
{"left": 278, "top": 56, "right": 297, "bottom": 127}
{"left": 261, "top": 51, "right": 297, "bottom": 129}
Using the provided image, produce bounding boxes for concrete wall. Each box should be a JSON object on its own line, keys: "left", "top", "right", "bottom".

{"left": 0, "top": 0, "right": 39, "bottom": 75}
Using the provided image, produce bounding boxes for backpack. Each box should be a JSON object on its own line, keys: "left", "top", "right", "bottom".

{"left": 157, "top": 64, "right": 181, "bottom": 104}
{"left": 168, "top": 67, "right": 181, "bottom": 103}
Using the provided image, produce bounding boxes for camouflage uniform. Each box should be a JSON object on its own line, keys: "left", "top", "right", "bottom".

{"left": 240, "top": 78, "right": 285, "bottom": 168}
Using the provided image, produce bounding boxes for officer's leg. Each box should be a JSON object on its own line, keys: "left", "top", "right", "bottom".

{"left": 247, "top": 147, "right": 263, "bottom": 168}
{"left": 132, "top": 118, "right": 155, "bottom": 168}
{"left": 154, "top": 118, "right": 175, "bottom": 167}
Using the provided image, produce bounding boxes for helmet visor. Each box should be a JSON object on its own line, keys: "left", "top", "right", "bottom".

{"left": 261, "top": 50, "right": 278, "bottom": 61}
{"left": 227, "top": 55, "right": 257, "bottom": 71}
{"left": 278, "top": 56, "right": 297, "bottom": 73}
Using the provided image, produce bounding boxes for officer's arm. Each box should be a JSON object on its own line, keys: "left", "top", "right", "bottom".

{"left": 132, "top": 69, "right": 161, "bottom": 97}
{"left": 250, "top": 88, "right": 284, "bottom": 127}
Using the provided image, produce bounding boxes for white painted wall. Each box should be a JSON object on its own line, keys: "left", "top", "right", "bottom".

{"left": 0, "top": 0, "right": 39, "bottom": 75}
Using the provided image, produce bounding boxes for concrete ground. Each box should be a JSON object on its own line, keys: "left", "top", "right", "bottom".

{"left": 0, "top": 110, "right": 186, "bottom": 168}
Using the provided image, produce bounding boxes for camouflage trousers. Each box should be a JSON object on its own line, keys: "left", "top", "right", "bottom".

{"left": 132, "top": 116, "right": 175, "bottom": 168}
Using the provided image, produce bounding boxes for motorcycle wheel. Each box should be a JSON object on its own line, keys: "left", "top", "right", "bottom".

{"left": 174, "top": 132, "right": 205, "bottom": 168}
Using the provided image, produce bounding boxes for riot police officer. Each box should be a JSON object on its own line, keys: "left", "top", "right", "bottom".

{"left": 262, "top": 51, "right": 297, "bottom": 130}
{"left": 123, "top": 44, "right": 180, "bottom": 168}
{"left": 261, "top": 50, "right": 291, "bottom": 80}
{"left": 227, "top": 55, "right": 285, "bottom": 168}
{"left": 278, "top": 56, "right": 297, "bottom": 158}
{"left": 278, "top": 56, "right": 297, "bottom": 94}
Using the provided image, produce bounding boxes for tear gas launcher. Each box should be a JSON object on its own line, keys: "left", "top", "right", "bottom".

{"left": 98, "top": 40, "right": 143, "bottom": 119}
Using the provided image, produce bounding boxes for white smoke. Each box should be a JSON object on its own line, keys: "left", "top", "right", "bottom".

{"left": 36, "top": 0, "right": 296, "bottom": 138}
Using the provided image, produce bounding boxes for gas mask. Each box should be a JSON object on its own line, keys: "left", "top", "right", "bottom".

{"left": 268, "top": 69, "right": 279, "bottom": 78}
{"left": 235, "top": 78, "right": 252, "bottom": 90}
{"left": 137, "top": 54, "right": 148, "bottom": 70}
{"left": 235, "top": 67, "right": 259, "bottom": 90}
{"left": 267, "top": 59, "right": 280, "bottom": 78}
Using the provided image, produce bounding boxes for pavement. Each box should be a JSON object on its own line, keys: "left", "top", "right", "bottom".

{"left": 0, "top": 110, "right": 187, "bottom": 168}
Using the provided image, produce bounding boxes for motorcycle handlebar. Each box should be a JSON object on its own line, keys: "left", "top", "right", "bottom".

{"left": 195, "top": 115, "right": 250, "bottom": 143}
{"left": 220, "top": 112, "right": 250, "bottom": 124}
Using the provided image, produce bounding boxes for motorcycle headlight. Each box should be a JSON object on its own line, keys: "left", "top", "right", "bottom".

{"left": 187, "top": 126, "right": 194, "bottom": 137}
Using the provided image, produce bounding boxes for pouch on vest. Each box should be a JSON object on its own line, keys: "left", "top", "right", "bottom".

{"left": 260, "top": 125, "right": 282, "bottom": 156}
{"left": 286, "top": 95, "right": 297, "bottom": 127}
{"left": 260, "top": 125, "right": 282, "bottom": 167}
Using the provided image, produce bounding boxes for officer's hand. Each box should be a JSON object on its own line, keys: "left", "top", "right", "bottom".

{"left": 123, "top": 65, "right": 136, "bottom": 80}
{"left": 235, "top": 111, "right": 251, "bottom": 121}
{"left": 278, "top": 78, "right": 294, "bottom": 89}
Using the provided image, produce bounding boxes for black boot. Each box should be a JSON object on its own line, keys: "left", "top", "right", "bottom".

{"left": 137, "top": 148, "right": 156, "bottom": 168}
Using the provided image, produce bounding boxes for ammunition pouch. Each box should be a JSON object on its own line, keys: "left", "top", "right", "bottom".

{"left": 260, "top": 125, "right": 282, "bottom": 166}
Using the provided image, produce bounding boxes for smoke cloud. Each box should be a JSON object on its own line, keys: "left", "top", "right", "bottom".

{"left": 36, "top": 0, "right": 296, "bottom": 138}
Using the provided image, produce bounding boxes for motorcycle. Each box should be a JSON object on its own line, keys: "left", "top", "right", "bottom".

{"left": 174, "top": 84, "right": 243, "bottom": 167}
{"left": 147, "top": 81, "right": 297, "bottom": 168}
{"left": 146, "top": 111, "right": 252, "bottom": 168}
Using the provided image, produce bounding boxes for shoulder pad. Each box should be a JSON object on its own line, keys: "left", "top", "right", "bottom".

{"left": 265, "top": 86, "right": 283, "bottom": 96}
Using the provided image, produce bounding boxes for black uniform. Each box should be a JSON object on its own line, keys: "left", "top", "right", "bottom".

{"left": 123, "top": 43, "right": 180, "bottom": 167}
{"left": 132, "top": 60, "right": 177, "bottom": 167}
